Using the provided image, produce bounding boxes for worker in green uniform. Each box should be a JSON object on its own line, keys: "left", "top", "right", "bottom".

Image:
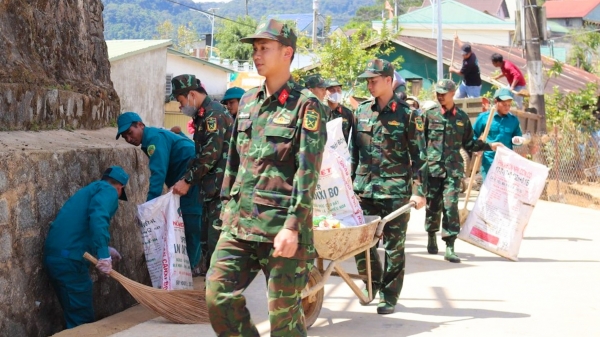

{"left": 325, "top": 78, "right": 354, "bottom": 142}
{"left": 423, "top": 80, "right": 504, "bottom": 263}
{"left": 351, "top": 59, "right": 427, "bottom": 315}
{"left": 170, "top": 75, "right": 234, "bottom": 276}
{"left": 116, "top": 112, "right": 203, "bottom": 268}
{"left": 44, "top": 166, "right": 129, "bottom": 329}
{"left": 206, "top": 19, "right": 327, "bottom": 336}
{"left": 221, "top": 86, "right": 246, "bottom": 117}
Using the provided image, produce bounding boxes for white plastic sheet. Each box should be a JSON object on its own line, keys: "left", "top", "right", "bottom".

{"left": 137, "top": 191, "right": 193, "bottom": 290}
{"left": 459, "top": 147, "right": 549, "bottom": 261}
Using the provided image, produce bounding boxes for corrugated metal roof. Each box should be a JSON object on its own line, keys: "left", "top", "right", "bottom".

{"left": 421, "top": 0, "right": 506, "bottom": 18}
{"left": 544, "top": 0, "right": 600, "bottom": 19}
{"left": 389, "top": 36, "right": 599, "bottom": 94}
{"left": 397, "top": 0, "right": 510, "bottom": 24}
{"left": 106, "top": 40, "right": 172, "bottom": 62}
{"left": 167, "top": 48, "right": 236, "bottom": 73}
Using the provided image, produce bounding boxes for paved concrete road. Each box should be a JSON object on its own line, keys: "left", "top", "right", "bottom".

{"left": 56, "top": 200, "right": 600, "bottom": 337}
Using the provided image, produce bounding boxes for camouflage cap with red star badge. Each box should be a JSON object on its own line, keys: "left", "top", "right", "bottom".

{"left": 240, "top": 19, "right": 297, "bottom": 51}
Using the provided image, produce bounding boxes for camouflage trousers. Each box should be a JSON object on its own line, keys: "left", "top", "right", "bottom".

{"left": 200, "top": 198, "right": 223, "bottom": 270}
{"left": 355, "top": 197, "right": 411, "bottom": 305}
{"left": 206, "top": 231, "right": 309, "bottom": 337}
{"left": 425, "top": 176, "right": 461, "bottom": 242}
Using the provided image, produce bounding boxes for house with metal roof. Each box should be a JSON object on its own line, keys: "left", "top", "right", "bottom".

{"left": 543, "top": 0, "right": 600, "bottom": 29}
{"left": 106, "top": 39, "right": 172, "bottom": 127}
{"left": 370, "top": 36, "right": 598, "bottom": 95}
{"left": 373, "top": 0, "right": 515, "bottom": 46}
{"left": 419, "top": 0, "right": 511, "bottom": 20}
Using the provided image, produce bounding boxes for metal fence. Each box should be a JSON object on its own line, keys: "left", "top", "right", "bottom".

{"left": 511, "top": 125, "right": 600, "bottom": 209}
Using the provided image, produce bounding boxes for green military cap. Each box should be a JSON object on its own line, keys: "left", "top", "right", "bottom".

{"left": 171, "top": 74, "right": 201, "bottom": 100}
{"left": 102, "top": 166, "right": 129, "bottom": 200}
{"left": 358, "top": 59, "right": 395, "bottom": 78}
{"left": 435, "top": 79, "right": 456, "bottom": 93}
{"left": 305, "top": 74, "right": 327, "bottom": 89}
{"left": 494, "top": 87, "right": 514, "bottom": 100}
{"left": 116, "top": 112, "right": 142, "bottom": 139}
{"left": 240, "top": 19, "right": 297, "bottom": 51}
{"left": 325, "top": 78, "right": 343, "bottom": 88}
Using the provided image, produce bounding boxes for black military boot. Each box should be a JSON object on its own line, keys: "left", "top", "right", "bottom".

{"left": 427, "top": 232, "right": 438, "bottom": 254}
{"left": 444, "top": 241, "right": 461, "bottom": 263}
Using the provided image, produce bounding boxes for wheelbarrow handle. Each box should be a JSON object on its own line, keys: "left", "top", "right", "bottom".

{"left": 375, "top": 201, "right": 416, "bottom": 238}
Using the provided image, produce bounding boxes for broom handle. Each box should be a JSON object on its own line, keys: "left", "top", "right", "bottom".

{"left": 449, "top": 31, "right": 456, "bottom": 79}
{"left": 462, "top": 106, "right": 496, "bottom": 211}
{"left": 83, "top": 252, "right": 122, "bottom": 278}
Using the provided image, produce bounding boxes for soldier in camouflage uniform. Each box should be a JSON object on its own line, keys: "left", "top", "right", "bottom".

{"left": 351, "top": 59, "right": 427, "bottom": 315}
{"left": 170, "top": 74, "right": 234, "bottom": 275}
{"left": 325, "top": 79, "right": 354, "bottom": 142}
{"left": 423, "top": 80, "right": 504, "bottom": 263}
{"left": 304, "top": 73, "right": 327, "bottom": 102}
{"left": 206, "top": 19, "right": 327, "bottom": 336}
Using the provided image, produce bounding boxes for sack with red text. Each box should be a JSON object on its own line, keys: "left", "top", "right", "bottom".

{"left": 313, "top": 118, "right": 365, "bottom": 228}
{"left": 137, "top": 191, "right": 193, "bottom": 290}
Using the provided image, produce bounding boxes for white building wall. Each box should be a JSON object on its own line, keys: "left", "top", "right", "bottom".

{"left": 166, "top": 54, "right": 230, "bottom": 98}
{"left": 110, "top": 48, "right": 167, "bottom": 127}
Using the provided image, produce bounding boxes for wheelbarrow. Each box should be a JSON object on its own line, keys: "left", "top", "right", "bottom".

{"left": 301, "top": 202, "right": 415, "bottom": 327}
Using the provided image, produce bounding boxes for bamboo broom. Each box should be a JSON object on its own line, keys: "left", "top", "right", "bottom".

{"left": 83, "top": 252, "right": 209, "bottom": 324}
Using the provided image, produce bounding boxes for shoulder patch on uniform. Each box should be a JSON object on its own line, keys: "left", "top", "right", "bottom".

{"left": 303, "top": 109, "right": 320, "bottom": 131}
{"left": 415, "top": 116, "right": 424, "bottom": 131}
{"left": 206, "top": 117, "right": 217, "bottom": 132}
{"left": 147, "top": 144, "right": 156, "bottom": 156}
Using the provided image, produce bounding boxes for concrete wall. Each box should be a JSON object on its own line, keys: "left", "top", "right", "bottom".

{"left": 167, "top": 54, "right": 230, "bottom": 98}
{"left": 111, "top": 49, "right": 168, "bottom": 127}
{"left": 0, "top": 129, "right": 152, "bottom": 337}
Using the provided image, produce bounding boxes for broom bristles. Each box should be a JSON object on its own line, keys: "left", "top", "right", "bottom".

{"left": 84, "top": 253, "right": 209, "bottom": 324}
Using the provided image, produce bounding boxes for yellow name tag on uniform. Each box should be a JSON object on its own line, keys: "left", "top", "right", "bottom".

{"left": 388, "top": 120, "right": 400, "bottom": 126}
{"left": 456, "top": 121, "right": 464, "bottom": 126}
{"left": 238, "top": 112, "right": 250, "bottom": 119}
{"left": 273, "top": 116, "right": 290, "bottom": 125}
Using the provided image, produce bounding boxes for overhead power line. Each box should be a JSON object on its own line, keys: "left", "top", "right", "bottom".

{"left": 162, "top": 0, "right": 255, "bottom": 28}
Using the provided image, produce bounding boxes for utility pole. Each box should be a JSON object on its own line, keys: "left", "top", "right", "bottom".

{"left": 245, "top": 0, "right": 248, "bottom": 16}
{"left": 524, "top": 0, "right": 546, "bottom": 132}
{"left": 436, "top": 0, "right": 443, "bottom": 81}
{"left": 312, "top": 0, "right": 318, "bottom": 50}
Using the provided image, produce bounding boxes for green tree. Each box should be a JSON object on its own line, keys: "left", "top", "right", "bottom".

{"left": 567, "top": 29, "right": 600, "bottom": 73}
{"left": 293, "top": 23, "right": 403, "bottom": 98}
{"left": 154, "top": 20, "right": 199, "bottom": 53}
{"left": 214, "top": 16, "right": 257, "bottom": 61}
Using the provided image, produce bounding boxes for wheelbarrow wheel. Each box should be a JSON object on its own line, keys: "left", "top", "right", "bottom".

{"left": 302, "top": 265, "right": 324, "bottom": 329}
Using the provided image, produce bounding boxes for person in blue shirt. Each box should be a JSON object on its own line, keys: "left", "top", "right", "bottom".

{"left": 44, "top": 166, "right": 129, "bottom": 329}
{"left": 473, "top": 88, "right": 527, "bottom": 180}
{"left": 116, "top": 112, "right": 203, "bottom": 269}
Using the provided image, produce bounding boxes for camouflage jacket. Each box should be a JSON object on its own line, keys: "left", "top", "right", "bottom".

{"left": 220, "top": 78, "right": 327, "bottom": 258}
{"left": 350, "top": 95, "right": 427, "bottom": 199}
{"left": 424, "top": 105, "right": 491, "bottom": 178}
{"left": 328, "top": 104, "right": 354, "bottom": 143}
{"left": 183, "top": 96, "right": 234, "bottom": 201}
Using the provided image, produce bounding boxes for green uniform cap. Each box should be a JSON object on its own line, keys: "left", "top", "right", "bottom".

{"left": 171, "top": 74, "right": 201, "bottom": 100}
{"left": 102, "top": 166, "right": 129, "bottom": 200}
{"left": 116, "top": 112, "right": 142, "bottom": 139}
{"left": 304, "top": 74, "right": 327, "bottom": 89}
{"left": 240, "top": 19, "right": 297, "bottom": 51}
{"left": 358, "top": 59, "right": 395, "bottom": 78}
{"left": 435, "top": 79, "right": 456, "bottom": 93}
{"left": 325, "top": 78, "right": 342, "bottom": 88}
{"left": 494, "top": 87, "right": 514, "bottom": 101}
{"left": 221, "top": 87, "right": 246, "bottom": 104}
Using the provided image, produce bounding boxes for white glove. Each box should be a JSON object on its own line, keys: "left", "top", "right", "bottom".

{"left": 512, "top": 136, "right": 529, "bottom": 145}
{"left": 96, "top": 257, "right": 112, "bottom": 275}
{"left": 108, "top": 247, "right": 122, "bottom": 262}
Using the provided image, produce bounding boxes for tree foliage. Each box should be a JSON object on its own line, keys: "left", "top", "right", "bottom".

{"left": 545, "top": 83, "right": 600, "bottom": 130}
{"left": 155, "top": 20, "right": 199, "bottom": 52}
{"left": 567, "top": 29, "right": 600, "bottom": 74}
{"left": 293, "top": 22, "right": 403, "bottom": 98}
{"left": 214, "top": 16, "right": 257, "bottom": 61}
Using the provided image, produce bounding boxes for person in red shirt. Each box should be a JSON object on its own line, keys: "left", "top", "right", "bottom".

{"left": 491, "top": 53, "right": 527, "bottom": 109}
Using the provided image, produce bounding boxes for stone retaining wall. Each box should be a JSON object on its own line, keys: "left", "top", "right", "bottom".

{"left": 0, "top": 129, "right": 152, "bottom": 337}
